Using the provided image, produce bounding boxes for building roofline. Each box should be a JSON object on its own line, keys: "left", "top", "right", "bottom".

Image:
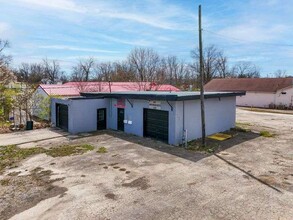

{"left": 79, "top": 91, "right": 246, "bottom": 101}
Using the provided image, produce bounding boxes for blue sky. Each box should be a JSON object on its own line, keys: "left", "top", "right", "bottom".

{"left": 0, "top": 0, "right": 293, "bottom": 76}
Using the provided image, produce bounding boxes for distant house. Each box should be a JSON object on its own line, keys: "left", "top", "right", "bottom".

{"left": 32, "top": 82, "right": 180, "bottom": 120}
{"left": 204, "top": 78, "right": 293, "bottom": 108}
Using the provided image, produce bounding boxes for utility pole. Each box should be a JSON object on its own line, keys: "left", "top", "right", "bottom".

{"left": 198, "top": 5, "right": 206, "bottom": 147}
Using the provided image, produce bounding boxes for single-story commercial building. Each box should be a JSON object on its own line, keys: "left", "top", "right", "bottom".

{"left": 205, "top": 78, "right": 293, "bottom": 108}
{"left": 33, "top": 82, "right": 180, "bottom": 120}
{"left": 51, "top": 91, "right": 244, "bottom": 146}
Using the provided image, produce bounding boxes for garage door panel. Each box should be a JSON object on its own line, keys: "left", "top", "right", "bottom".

{"left": 144, "top": 109, "right": 169, "bottom": 143}
{"left": 145, "top": 124, "right": 168, "bottom": 131}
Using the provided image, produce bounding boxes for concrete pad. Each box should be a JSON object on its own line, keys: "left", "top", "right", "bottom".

{"left": 0, "top": 128, "right": 69, "bottom": 146}
{"left": 1, "top": 108, "right": 293, "bottom": 219}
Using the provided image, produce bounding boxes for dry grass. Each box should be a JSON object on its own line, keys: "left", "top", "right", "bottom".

{"left": 46, "top": 144, "right": 94, "bottom": 157}
{"left": 96, "top": 147, "right": 107, "bottom": 153}
{"left": 259, "top": 130, "right": 275, "bottom": 138}
{"left": 240, "top": 107, "right": 293, "bottom": 115}
{"left": 0, "top": 144, "right": 94, "bottom": 173}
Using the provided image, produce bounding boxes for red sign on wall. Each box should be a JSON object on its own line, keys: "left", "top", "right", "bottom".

{"left": 114, "top": 99, "right": 125, "bottom": 108}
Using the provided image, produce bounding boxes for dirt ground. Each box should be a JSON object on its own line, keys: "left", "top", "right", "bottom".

{"left": 0, "top": 108, "right": 292, "bottom": 220}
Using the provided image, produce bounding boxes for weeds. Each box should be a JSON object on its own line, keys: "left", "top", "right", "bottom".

{"left": 96, "top": 147, "right": 107, "bottom": 153}
{"left": 236, "top": 122, "right": 251, "bottom": 126}
{"left": 0, "top": 179, "right": 10, "bottom": 186}
{"left": 46, "top": 144, "right": 94, "bottom": 157}
{"left": 260, "top": 130, "right": 274, "bottom": 137}
{"left": 0, "top": 144, "right": 95, "bottom": 173}
{"left": 231, "top": 126, "right": 251, "bottom": 133}
{"left": 0, "top": 145, "right": 46, "bottom": 174}
{"left": 186, "top": 142, "right": 219, "bottom": 153}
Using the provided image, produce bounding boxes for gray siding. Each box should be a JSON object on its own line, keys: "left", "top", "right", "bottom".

{"left": 107, "top": 99, "right": 176, "bottom": 144}
{"left": 51, "top": 96, "right": 236, "bottom": 145}
{"left": 51, "top": 98, "right": 108, "bottom": 134}
{"left": 174, "top": 97, "right": 236, "bottom": 145}
{"left": 70, "top": 99, "right": 108, "bottom": 134}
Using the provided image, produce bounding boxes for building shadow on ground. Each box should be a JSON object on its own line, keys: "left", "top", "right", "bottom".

{"left": 93, "top": 129, "right": 260, "bottom": 164}
{"left": 96, "top": 130, "right": 282, "bottom": 193}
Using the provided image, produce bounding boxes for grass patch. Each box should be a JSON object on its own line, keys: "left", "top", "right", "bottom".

{"left": 0, "top": 178, "right": 10, "bottom": 186}
{"left": 236, "top": 122, "right": 251, "bottom": 126}
{"left": 0, "top": 121, "right": 11, "bottom": 127}
{"left": 46, "top": 144, "right": 94, "bottom": 157}
{"left": 96, "top": 147, "right": 107, "bottom": 153}
{"left": 186, "top": 141, "right": 219, "bottom": 153}
{"left": 0, "top": 144, "right": 94, "bottom": 173}
{"left": 259, "top": 130, "right": 274, "bottom": 137}
{"left": 0, "top": 145, "right": 46, "bottom": 174}
{"left": 231, "top": 126, "right": 251, "bottom": 133}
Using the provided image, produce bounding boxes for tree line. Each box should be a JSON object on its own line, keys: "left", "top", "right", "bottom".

{"left": 1, "top": 38, "right": 291, "bottom": 124}
{"left": 1, "top": 38, "right": 291, "bottom": 90}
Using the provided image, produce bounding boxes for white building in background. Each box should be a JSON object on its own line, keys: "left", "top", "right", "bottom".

{"left": 205, "top": 78, "right": 293, "bottom": 109}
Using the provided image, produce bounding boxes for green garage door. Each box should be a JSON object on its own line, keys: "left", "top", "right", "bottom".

{"left": 143, "top": 109, "right": 169, "bottom": 142}
{"left": 56, "top": 104, "right": 68, "bottom": 131}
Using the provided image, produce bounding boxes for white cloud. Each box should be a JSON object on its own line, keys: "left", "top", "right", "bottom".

{"left": 96, "top": 11, "right": 189, "bottom": 31}
{"left": 97, "top": 34, "right": 152, "bottom": 47}
{"left": 15, "top": 0, "right": 195, "bottom": 31}
{"left": 218, "top": 22, "right": 287, "bottom": 43}
{"left": 38, "top": 45, "right": 119, "bottom": 53}
{"left": 17, "top": 0, "right": 86, "bottom": 13}
{"left": 0, "top": 22, "right": 11, "bottom": 38}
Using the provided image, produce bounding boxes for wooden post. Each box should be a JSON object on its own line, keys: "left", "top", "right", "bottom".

{"left": 198, "top": 5, "right": 206, "bottom": 147}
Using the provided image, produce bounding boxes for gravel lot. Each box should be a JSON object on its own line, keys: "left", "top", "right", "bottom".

{"left": 0, "top": 108, "right": 292, "bottom": 220}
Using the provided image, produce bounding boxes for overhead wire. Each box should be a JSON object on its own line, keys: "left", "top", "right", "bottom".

{"left": 203, "top": 29, "right": 293, "bottom": 47}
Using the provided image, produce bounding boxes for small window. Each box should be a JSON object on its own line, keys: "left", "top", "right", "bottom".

{"left": 281, "top": 92, "right": 287, "bottom": 95}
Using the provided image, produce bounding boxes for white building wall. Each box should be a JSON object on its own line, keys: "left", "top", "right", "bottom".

{"left": 236, "top": 86, "right": 293, "bottom": 108}
{"left": 275, "top": 87, "right": 293, "bottom": 107}
{"left": 236, "top": 92, "right": 275, "bottom": 108}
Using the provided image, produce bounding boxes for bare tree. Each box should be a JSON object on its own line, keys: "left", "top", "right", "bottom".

{"left": 112, "top": 61, "right": 135, "bottom": 82}
{"left": 15, "top": 62, "right": 44, "bottom": 84}
{"left": 231, "top": 61, "right": 260, "bottom": 78}
{"left": 0, "top": 39, "right": 15, "bottom": 121}
{"left": 43, "top": 58, "right": 62, "bottom": 83}
{"left": 191, "top": 44, "right": 225, "bottom": 83}
{"left": 0, "top": 39, "right": 13, "bottom": 85}
{"left": 71, "top": 57, "right": 95, "bottom": 82}
{"left": 216, "top": 52, "right": 231, "bottom": 78}
{"left": 95, "top": 62, "right": 114, "bottom": 81}
{"left": 161, "top": 56, "right": 186, "bottom": 86}
{"left": 0, "top": 39, "right": 11, "bottom": 66}
{"left": 273, "top": 69, "right": 287, "bottom": 78}
{"left": 128, "top": 48, "right": 162, "bottom": 90}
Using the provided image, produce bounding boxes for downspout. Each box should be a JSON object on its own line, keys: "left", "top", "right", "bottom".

{"left": 183, "top": 101, "right": 185, "bottom": 131}
{"left": 182, "top": 100, "right": 187, "bottom": 148}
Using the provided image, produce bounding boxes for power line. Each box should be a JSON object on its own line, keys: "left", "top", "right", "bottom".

{"left": 203, "top": 29, "right": 293, "bottom": 47}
